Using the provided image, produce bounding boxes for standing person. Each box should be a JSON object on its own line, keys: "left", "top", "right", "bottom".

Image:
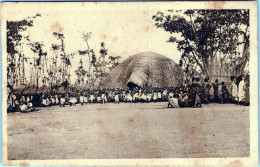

{"left": 83, "top": 94, "right": 88, "bottom": 105}
{"left": 238, "top": 75, "right": 246, "bottom": 105}
{"left": 101, "top": 92, "right": 107, "bottom": 104}
{"left": 55, "top": 95, "right": 59, "bottom": 105}
{"left": 157, "top": 91, "right": 162, "bottom": 102}
{"left": 231, "top": 76, "right": 238, "bottom": 104}
{"left": 7, "top": 85, "right": 16, "bottom": 113}
{"left": 147, "top": 91, "right": 152, "bottom": 102}
{"left": 220, "top": 81, "right": 229, "bottom": 104}
{"left": 190, "top": 77, "right": 197, "bottom": 106}
{"left": 213, "top": 79, "right": 219, "bottom": 103}
{"left": 42, "top": 95, "right": 47, "bottom": 108}
{"left": 60, "top": 96, "right": 65, "bottom": 107}
{"left": 162, "top": 88, "right": 168, "bottom": 101}
{"left": 51, "top": 96, "right": 56, "bottom": 106}
{"left": 244, "top": 74, "right": 250, "bottom": 105}
{"left": 201, "top": 78, "right": 209, "bottom": 104}
{"left": 153, "top": 91, "right": 158, "bottom": 102}
{"left": 207, "top": 80, "right": 214, "bottom": 103}
{"left": 89, "top": 93, "right": 95, "bottom": 104}
{"left": 133, "top": 91, "right": 139, "bottom": 103}
{"left": 141, "top": 91, "right": 147, "bottom": 102}
{"left": 126, "top": 91, "right": 133, "bottom": 103}
{"left": 114, "top": 93, "right": 119, "bottom": 104}
{"left": 194, "top": 77, "right": 202, "bottom": 107}
{"left": 80, "top": 94, "right": 84, "bottom": 106}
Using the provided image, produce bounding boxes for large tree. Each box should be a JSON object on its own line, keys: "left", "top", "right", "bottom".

{"left": 152, "top": 10, "right": 249, "bottom": 78}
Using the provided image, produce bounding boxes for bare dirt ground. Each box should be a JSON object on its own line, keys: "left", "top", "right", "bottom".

{"left": 7, "top": 102, "right": 249, "bottom": 160}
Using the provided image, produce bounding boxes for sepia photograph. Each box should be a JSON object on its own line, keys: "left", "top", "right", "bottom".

{"left": 1, "top": 1, "right": 258, "bottom": 166}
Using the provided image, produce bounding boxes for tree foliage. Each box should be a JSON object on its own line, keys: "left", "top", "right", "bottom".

{"left": 152, "top": 10, "right": 249, "bottom": 78}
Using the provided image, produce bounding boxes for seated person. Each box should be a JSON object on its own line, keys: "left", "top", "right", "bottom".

{"left": 178, "top": 91, "right": 189, "bottom": 108}
{"left": 168, "top": 95, "right": 179, "bottom": 108}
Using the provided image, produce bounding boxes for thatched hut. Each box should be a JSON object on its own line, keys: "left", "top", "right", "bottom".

{"left": 101, "top": 52, "right": 184, "bottom": 89}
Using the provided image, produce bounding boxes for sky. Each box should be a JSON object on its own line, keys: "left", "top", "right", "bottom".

{"left": 3, "top": 2, "right": 182, "bottom": 84}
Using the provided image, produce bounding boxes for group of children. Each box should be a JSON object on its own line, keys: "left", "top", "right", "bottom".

{"left": 7, "top": 75, "right": 249, "bottom": 113}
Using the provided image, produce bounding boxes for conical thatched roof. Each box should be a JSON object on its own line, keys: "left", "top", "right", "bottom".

{"left": 101, "top": 52, "right": 184, "bottom": 89}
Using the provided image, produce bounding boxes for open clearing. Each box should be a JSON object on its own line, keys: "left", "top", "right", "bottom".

{"left": 7, "top": 102, "right": 249, "bottom": 159}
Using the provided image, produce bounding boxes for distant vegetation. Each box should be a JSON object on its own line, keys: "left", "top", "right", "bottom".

{"left": 7, "top": 14, "right": 121, "bottom": 92}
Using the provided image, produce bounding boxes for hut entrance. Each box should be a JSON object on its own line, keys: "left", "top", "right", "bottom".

{"left": 127, "top": 82, "right": 140, "bottom": 90}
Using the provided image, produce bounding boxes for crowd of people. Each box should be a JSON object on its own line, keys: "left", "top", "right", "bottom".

{"left": 7, "top": 75, "right": 249, "bottom": 113}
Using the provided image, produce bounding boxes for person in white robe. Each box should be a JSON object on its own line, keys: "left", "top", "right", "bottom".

{"left": 101, "top": 93, "right": 107, "bottom": 104}
{"left": 168, "top": 96, "right": 179, "bottom": 108}
{"left": 238, "top": 78, "right": 245, "bottom": 103}
{"left": 141, "top": 93, "right": 147, "bottom": 102}
{"left": 80, "top": 95, "right": 84, "bottom": 105}
{"left": 114, "top": 94, "right": 119, "bottom": 103}
{"left": 42, "top": 99, "right": 47, "bottom": 107}
{"left": 20, "top": 104, "right": 28, "bottom": 112}
{"left": 133, "top": 92, "right": 139, "bottom": 102}
{"left": 60, "top": 97, "right": 65, "bottom": 107}
{"left": 90, "top": 94, "right": 95, "bottom": 104}
{"left": 55, "top": 95, "right": 59, "bottom": 105}
{"left": 83, "top": 96, "right": 88, "bottom": 104}
{"left": 126, "top": 93, "right": 133, "bottom": 102}
{"left": 147, "top": 93, "right": 152, "bottom": 102}
{"left": 157, "top": 92, "right": 162, "bottom": 101}
{"left": 153, "top": 92, "right": 158, "bottom": 102}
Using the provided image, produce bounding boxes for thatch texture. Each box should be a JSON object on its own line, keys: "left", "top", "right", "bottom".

{"left": 101, "top": 52, "right": 184, "bottom": 89}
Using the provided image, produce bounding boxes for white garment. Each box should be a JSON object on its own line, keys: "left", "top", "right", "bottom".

{"left": 80, "top": 96, "right": 84, "bottom": 103}
{"left": 60, "top": 98, "right": 65, "bottom": 105}
{"left": 114, "top": 95, "right": 119, "bottom": 102}
{"left": 90, "top": 95, "right": 95, "bottom": 102}
{"left": 20, "top": 104, "right": 28, "bottom": 111}
{"left": 157, "top": 92, "right": 162, "bottom": 99}
{"left": 147, "top": 94, "right": 152, "bottom": 101}
{"left": 83, "top": 96, "right": 88, "bottom": 103}
{"left": 70, "top": 97, "right": 77, "bottom": 104}
{"left": 42, "top": 99, "right": 47, "bottom": 106}
{"left": 126, "top": 93, "right": 133, "bottom": 101}
{"left": 153, "top": 93, "right": 158, "bottom": 100}
{"left": 168, "top": 92, "right": 174, "bottom": 99}
{"left": 51, "top": 97, "right": 56, "bottom": 104}
{"left": 163, "top": 90, "right": 167, "bottom": 96}
{"left": 232, "top": 82, "right": 238, "bottom": 100}
{"left": 55, "top": 97, "right": 59, "bottom": 104}
{"left": 142, "top": 94, "right": 147, "bottom": 101}
{"left": 27, "top": 102, "right": 33, "bottom": 108}
{"left": 238, "top": 80, "right": 245, "bottom": 102}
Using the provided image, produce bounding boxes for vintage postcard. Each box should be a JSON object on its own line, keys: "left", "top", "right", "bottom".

{"left": 0, "top": 1, "right": 258, "bottom": 166}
